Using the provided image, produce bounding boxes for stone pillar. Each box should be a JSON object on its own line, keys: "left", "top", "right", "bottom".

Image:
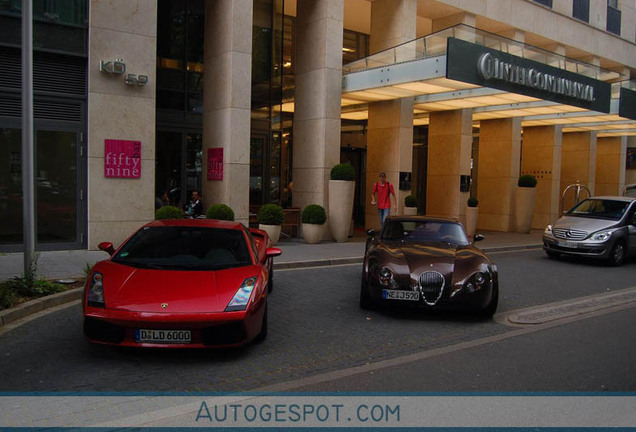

{"left": 203, "top": 0, "right": 252, "bottom": 225}
{"left": 426, "top": 109, "right": 473, "bottom": 220}
{"left": 366, "top": 0, "right": 416, "bottom": 229}
{"left": 477, "top": 118, "right": 521, "bottom": 231}
{"left": 561, "top": 132, "right": 596, "bottom": 212}
{"left": 521, "top": 125, "right": 562, "bottom": 228}
{"left": 87, "top": 0, "right": 157, "bottom": 249}
{"left": 595, "top": 137, "right": 627, "bottom": 196}
{"left": 292, "top": 0, "right": 344, "bottom": 217}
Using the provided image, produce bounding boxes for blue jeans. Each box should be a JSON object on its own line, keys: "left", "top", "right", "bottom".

{"left": 378, "top": 208, "right": 390, "bottom": 226}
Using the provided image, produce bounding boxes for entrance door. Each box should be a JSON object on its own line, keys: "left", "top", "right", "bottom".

{"left": 156, "top": 130, "right": 202, "bottom": 209}
{"left": 0, "top": 125, "right": 85, "bottom": 251}
{"left": 250, "top": 131, "right": 282, "bottom": 206}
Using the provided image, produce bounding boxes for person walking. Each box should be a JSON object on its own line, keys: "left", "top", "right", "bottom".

{"left": 371, "top": 172, "right": 397, "bottom": 226}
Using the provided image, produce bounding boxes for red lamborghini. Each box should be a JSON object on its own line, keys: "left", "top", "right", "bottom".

{"left": 83, "top": 219, "right": 282, "bottom": 348}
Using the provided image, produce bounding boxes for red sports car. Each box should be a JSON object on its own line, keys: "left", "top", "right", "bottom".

{"left": 83, "top": 219, "right": 282, "bottom": 348}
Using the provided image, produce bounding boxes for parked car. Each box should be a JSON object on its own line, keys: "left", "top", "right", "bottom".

{"left": 543, "top": 196, "right": 636, "bottom": 265}
{"left": 83, "top": 219, "right": 282, "bottom": 348}
{"left": 360, "top": 216, "right": 499, "bottom": 317}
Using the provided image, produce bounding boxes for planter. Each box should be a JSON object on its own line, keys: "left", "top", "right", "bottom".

{"left": 329, "top": 180, "right": 355, "bottom": 243}
{"left": 515, "top": 187, "right": 537, "bottom": 233}
{"left": 258, "top": 224, "right": 281, "bottom": 245}
{"left": 302, "top": 223, "right": 324, "bottom": 244}
{"left": 465, "top": 206, "right": 478, "bottom": 238}
{"left": 403, "top": 206, "right": 417, "bottom": 216}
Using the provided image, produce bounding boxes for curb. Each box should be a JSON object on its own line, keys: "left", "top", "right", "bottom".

{"left": 0, "top": 288, "right": 83, "bottom": 328}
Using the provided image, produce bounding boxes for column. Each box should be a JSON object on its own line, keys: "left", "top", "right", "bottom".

{"left": 88, "top": 0, "right": 157, "bottom": 249}
{"left": 203, "top": 0, "right": 252, "bottom": 225}
{"left": 561, "top": 132, "right": 596, "bottom": 211}
{"left": 426, "top": 109, "right": 473, "bottom": 220}
{"left": 292, "top": 0, "right": 344, "bottom": 216}
{"left": 366, "top": 0, "right": 416, "bottom": 229}
{"left": 595, "top": 137, "right": 627, "bottom": 196}
{"left": 521, "top": 125, "right": 562, "bottom": 228}
{"left": 477, "top": 118, "right": 522, "bottom": 231}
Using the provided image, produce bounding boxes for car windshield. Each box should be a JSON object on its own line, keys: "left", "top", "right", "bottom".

{"left": 381, "top": 220, "right": 469, "bottom": 246}
{"left": 112, "top": 226, "right": 252, "bottom": 270}
{"left": 566, "top": 199, "right": 629, "bottom": 220}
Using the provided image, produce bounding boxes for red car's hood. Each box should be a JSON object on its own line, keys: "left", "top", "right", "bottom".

{"left": 95, "top": 261, "right": 261, "bottom": 313}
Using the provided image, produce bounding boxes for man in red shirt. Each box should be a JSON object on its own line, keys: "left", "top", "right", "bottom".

{"left": 371, "top": 172, "right": 397, "bottom": 226}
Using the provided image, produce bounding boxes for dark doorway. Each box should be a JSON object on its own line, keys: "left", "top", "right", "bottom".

{"left": 340, "top": 147, "right": 366, "bottom": 226}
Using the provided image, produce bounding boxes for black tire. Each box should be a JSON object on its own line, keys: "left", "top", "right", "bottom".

{"left": 254, "top": 301, "right": 268, "bottom": 343}
{"left": 267, "top": 264, "right": 274, "bottom": 293}
{"left": 607, "top": 240, "right": 626, "bottom": 266}
{"left": 359, "top": 277, "right": 374, "bottom": 310}
{"left": 477, "top": 284, "right": 498, "bottom": 318}
{"left": 545, "top": 250, "right": 560, "bottom": 259}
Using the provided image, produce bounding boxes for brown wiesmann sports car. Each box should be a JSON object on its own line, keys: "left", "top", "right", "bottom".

{"left": 360, "top": 216, "right": 499, "bottom": 317}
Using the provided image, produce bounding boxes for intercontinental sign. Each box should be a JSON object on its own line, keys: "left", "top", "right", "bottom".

{"left": 446, "top": 37, "right": 611, "bottom": 113}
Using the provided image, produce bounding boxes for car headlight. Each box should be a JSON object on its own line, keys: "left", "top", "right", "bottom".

{"left": 590, "top": 230, "right": 613, "bottom": 241}
{"left": 225, "top": 276, "right": 258, "bottom": 312}
{"left": 378, "top": 266, "right": 399, "bottom": 289}
{"left": 544, "top": 225, "right": 553, "bottom": 235}
{"left": 464, "top": 271, "right": 489, "bottom": 293}
{"left": 86, "top": 272, "right": 105, "bottom": 307}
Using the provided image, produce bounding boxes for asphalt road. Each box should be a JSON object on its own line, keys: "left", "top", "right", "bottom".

{"left": 1, "top": 249, "right": 635, "bottom": 392}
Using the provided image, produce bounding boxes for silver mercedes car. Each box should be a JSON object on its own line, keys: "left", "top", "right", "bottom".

{"left": 543, "top": 196, "right": 636, "bottom": 265}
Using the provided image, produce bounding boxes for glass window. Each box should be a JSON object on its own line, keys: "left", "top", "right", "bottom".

{"left": 606, "top": 1, "right": 621, "bottom": 35}
{"left": 572, "top": 0, "right": 589, "bottom": 23}
{"left": 156, "top": 131, "right": 183, "bottom": 207}
{"left": 0, "top": 128, "right": 23, "bottom": 244}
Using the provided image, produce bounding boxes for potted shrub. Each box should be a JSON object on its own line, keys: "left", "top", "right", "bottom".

{"left": 155, "top": 205, "right": 184, "bottom": 220}
{"left": 329, "top": 163, "right": 356, "bottom": 242}
{"left": 206, "top": 203, "right": 235, "bottom": 221}
{"left": 515, "top": 174, "right": 538, "bottom": 233}
{"left": 465, "top": 197, "right": 478, "bottom": 238}
{"left": 301, "top": 204, "right": 327, "bottom": 244}
{"left": 404, "top": 194, "right": 418, "bottom": 215}
{"left": 258, "top": 203, "right": 285, "bottom": 244}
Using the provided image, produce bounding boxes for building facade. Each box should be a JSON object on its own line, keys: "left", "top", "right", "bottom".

{"left": 1, "top": 0, "right": 635, "bottom": 251}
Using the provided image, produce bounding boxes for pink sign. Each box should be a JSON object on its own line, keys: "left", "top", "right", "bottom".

{"left": 207, "top": 148, "right": 224, "bottom": 181}
{"left": 104, "top": 139, "right": 141, "bottom": 179}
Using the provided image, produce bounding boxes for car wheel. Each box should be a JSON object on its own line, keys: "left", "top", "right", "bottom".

{"left": 477, "top": 284, "right": 498, "bottom": 318}
{"left": 359, "top": 277, "right": 374, "bottom": 310}
{"left": 254, "top": 301, "right": 268, "bottom": 343}
{"left": 267, "top": 263, "right": 274, "bottom": 293}
{"left": 607, "top": 240, "right": 626, "bottom": 266}
{"left": 545, "top": 250, "right": 560, "bottom": 259}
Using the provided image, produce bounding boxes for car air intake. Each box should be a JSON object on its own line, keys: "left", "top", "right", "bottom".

{"left": 419, "top": 271, "right": 445, "bottom": 306}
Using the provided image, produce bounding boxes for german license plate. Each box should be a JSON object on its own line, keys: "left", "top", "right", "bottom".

{"left": 556, "top": 240, "right": 578, "bottom": 249}
{"left": 135, "top": 329, "right": 191, "bottom": 344}
{"left": 382, "top": 289, "right": 419, "bottom": 301}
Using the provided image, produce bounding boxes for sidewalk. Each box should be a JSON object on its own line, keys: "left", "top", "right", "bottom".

{"left": 0, "top": 229, "right": 544, "bottom": 281}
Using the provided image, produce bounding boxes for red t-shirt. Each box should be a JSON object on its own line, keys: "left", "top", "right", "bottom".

{"left": 373, "top": 181, "right": 395, "bottom": 209}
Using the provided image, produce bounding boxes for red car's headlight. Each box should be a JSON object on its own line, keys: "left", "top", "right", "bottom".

{"left": 87, "top": 271, "right": 105, "bottom": 307}
{"left": 225, "top": 276, "right": 258, "bottom": 312}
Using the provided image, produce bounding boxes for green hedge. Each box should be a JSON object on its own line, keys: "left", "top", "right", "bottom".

{"left": 155, "top": 205, "right": 184, "bottom": 219}
{"left": 206, "top": 204, "right": 235, "bottom": 221}
{"left": 330, "top": 163, "right": 356, "bottom": 181}
{"left": 301, "top": 204, "right": 327, "bottom": 225}
{"left": 258, "top": 203, "right": 285, "bottom": 225}
{"left": 518, "top": 174, "right": 538, "bottom": 188}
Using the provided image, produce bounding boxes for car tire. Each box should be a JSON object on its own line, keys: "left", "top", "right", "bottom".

{"left": 254, "top": 301, "right": 268, "bottom": 343}
{"left": 267, "top": 264, "right": 274, "bottom": 293}
{"left": 607, "top": 240, "right": 626, "bottom": 266}
{"left": 545, "top": 250, "right": 560, "bottom": 259}
{"left": 359, "top": 277, "right": 374, "bottom": 310}
{"left": 477, "top": 284, "right": 498, "bottom": 318}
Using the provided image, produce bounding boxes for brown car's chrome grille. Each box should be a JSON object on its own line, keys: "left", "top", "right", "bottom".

{"left": 418, "top": 271, "right": 445, "bottom": 306}
{"left": 553, "top": 228, "right": 588, "bottom": 240}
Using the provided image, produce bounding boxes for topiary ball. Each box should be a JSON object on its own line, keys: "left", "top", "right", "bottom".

{"left": 467, "top": 197, "right": 479, "bottom": 207}
{"left": 258, "top": 203, "right": 285, "bottom": 225}
{"left": 206, "top": 204, "right": 235, "bottom": 221}
{"left": 404, "top": 195, "right": 417, "bottom": 207}
{"left": 330, "top": 163, "right": 356, "bottom": 181}
{"left": 301, "top": 204, "right": 327, "bottom": 225}
{"left": 155, "top": 205, "right": 184, "bottom": 220}
{"left": 518, "top": 174, "right": 538, "bottom": 188}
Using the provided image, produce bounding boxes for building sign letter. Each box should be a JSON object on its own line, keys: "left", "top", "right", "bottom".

{"left": 104, "top": 139, "right": 141, "bottom": 179}
{"left": 207, "top": 148, "right": 224, "bottom": 181}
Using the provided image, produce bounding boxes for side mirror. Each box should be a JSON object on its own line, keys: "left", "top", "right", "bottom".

{"left": 266, "top": 247, "right": 282, "bottom": 259}
{"left": 366, "top": 229, "right": 378, "bottom": 238}
{"left": 473, "top": 234, "right": 485, "bottom": 243}
{"left": 98, "top": 241, "right": 116, "bottom": 256}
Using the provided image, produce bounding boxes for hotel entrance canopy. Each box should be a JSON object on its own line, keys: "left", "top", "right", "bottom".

{"left": 341, "top": 25, "right": 636, "bottom": 137}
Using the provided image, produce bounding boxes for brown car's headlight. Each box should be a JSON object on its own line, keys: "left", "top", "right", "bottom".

{"left": 464, "top": 271, "right": 489, "bottom": 293}
{"left": 378, "top": 266, "right": 399, "bottom": 289}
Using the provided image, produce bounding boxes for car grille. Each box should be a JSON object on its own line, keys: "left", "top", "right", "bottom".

{"left": 418, "top": 271, "right": 445, "bottom": 306}
{"left": 553, "top": 228, "right": 588, "bottom": 240}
